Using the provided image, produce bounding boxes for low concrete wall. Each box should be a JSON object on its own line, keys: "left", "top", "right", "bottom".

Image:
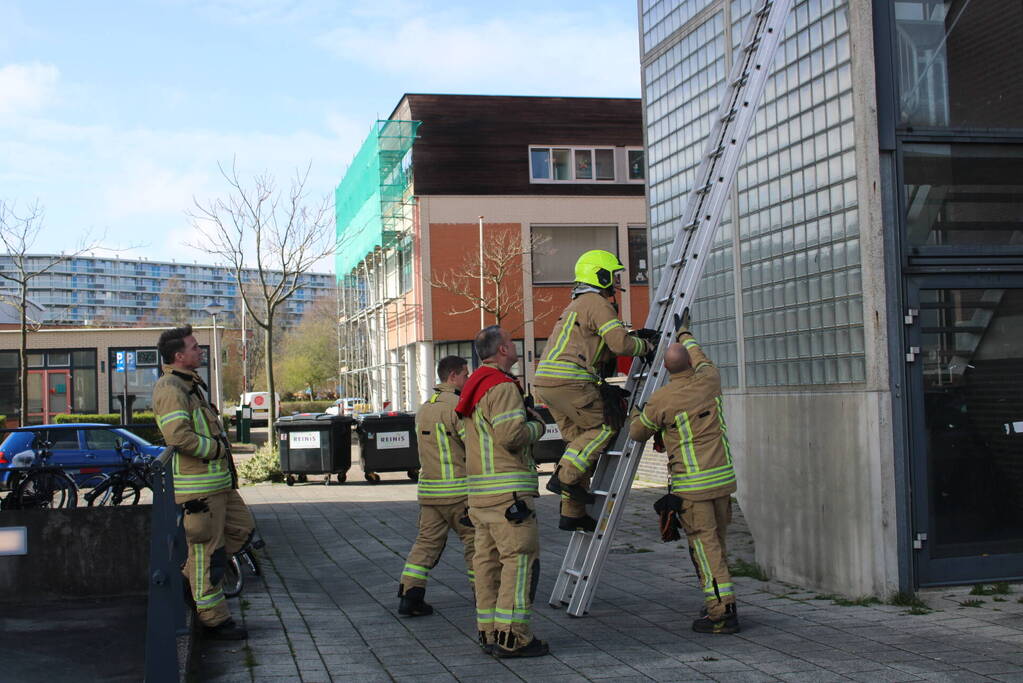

{"left": 0, "top": 505, "right": 151, "bottom": 601}
{"left": 636, "top": 389, "right": 899, "bottom": 597}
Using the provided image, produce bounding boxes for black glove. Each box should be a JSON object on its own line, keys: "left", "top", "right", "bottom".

{"left": 653, "top": 494, "right": 683, "bottom": 542}
{"left": 632, "top": 328, "right": 660, "bottom": 341}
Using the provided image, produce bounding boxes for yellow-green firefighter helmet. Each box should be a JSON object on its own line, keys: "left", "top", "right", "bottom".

{"left": 574, "top": 249, "right": 625, "bottom": 289}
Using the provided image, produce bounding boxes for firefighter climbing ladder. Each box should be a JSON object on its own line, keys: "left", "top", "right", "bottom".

{"left": 549, "top": 0, "right": 795, "bottom": 617}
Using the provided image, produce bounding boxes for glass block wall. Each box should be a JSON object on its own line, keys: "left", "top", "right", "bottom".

{"left": 641, "top": 0, "right": 865, "bottom": 388}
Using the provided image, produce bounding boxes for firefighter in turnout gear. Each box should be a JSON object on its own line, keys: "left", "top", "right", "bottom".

{"left": 533, "top": 249, "right": 654, "bottom": 532}
{"left": 628, "top": 328, "right": 740, "bottom": 635}
{"left": 457, "top": 326, "right": 550, "bottom": 658}
{"left": 398, "top": 355, "right": 476, "bottom": 617}
{"left": 153, "top": 325, "right": 255, "bottom": 641}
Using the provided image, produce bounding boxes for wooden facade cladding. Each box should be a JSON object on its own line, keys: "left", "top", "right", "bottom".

{"left": 399, "top": 94, "right": 646, "bottom": 197}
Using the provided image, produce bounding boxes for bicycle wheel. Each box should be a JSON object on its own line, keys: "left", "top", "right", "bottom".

{"left": 82, "top": 474, "right": 115, "bottom": 506}
{"left": 16, "top": 469, "right": 78, "bottom": 509}
{"left": 223, "top": 554, "right": 243, "bottom": 598}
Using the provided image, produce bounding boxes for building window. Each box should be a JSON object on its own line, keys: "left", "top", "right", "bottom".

{"left": 628, "top": 149, "right": 645, "bottom": 180}
{"left": 628, "top": 227, "right": 649, "bottom": 285}
{"left": 531, "top": 225, "right": 619, "bottom": 284}
{"left": 530, "top": 146, "right": 636, "bottom": 183}
{"left": 434, "top": 340, "right": 524, "bottom": 380}
{"left": 108, "top": 346, "right": 209, "bottom": 413}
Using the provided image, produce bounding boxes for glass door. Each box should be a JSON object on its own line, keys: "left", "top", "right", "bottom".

{"left": 26, "top": 369, "right": 72, "bottom": 425}
{"left": 907, "top": 275, "right": 1023, "bottom": 585}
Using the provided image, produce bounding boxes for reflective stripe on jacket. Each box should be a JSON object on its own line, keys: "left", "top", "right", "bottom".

{"left": 153, "top": 365, "right": 232, "bottom": 502}
{"left": 628, "top": 332, "right": 736, "bottom": 501}
{"left": 415, "top": 384, "right": 468, "bottom": 505}
{"left": 462, "top": 363, "right": 544, "bottom": 508}
{"left": 533, "top": 291, "right": 649, "bottom": 386}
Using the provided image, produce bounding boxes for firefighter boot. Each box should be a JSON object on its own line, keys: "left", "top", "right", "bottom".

{"left": 692, "top": 603, "right": 739, "bottom": 634}
{"left": 559, "top": 514, "right": 597, "bottom": 532}
{"left": 545, "top": 466, "right": 595, "bottom": 504}
{"left": 493, "top": 631, "right": 551, "bottom": 659}
{"left": 478, "top": 630, "right": 496, "bottom": 655}
{"left": 204, "top": 618, "right": 249, "bottom": 641}
{"left": 398, "top": 586, "right": 434, "bottom": 617}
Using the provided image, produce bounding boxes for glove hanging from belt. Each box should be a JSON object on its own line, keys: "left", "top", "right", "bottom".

{"left": 653, "top": 493, "right": 683, "bottom": 542}
{"left": 597, "top": 380, "right": 630, "bottom": 432}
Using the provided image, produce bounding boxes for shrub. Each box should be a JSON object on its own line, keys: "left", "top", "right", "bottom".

{"left": 237, "top": 441, "right": 282, "bottom": 484}
{"left": 53, "top": 413, "right": 163, "bottom": 444}
{"left": 280, "top": 400, "right": 334, "bottom": 415}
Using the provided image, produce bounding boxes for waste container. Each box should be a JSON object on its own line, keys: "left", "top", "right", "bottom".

{"left": 355, "top": 412, "right": 419, "bottom": 484}
{"left": 235, "top": 405, "right": 252, "bottom": 444}
{"left": 276, "top": 413, "right": 354, "bottom": 486}
{"left": 531, "top": 405, "right": 565, "bottom": 465}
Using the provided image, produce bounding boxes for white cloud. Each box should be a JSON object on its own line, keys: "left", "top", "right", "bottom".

{"left": 316, "top": 10, "right": 640, "bottom": 97}
{"left": 0, "top": 62, "right": 59, "bottom": 115}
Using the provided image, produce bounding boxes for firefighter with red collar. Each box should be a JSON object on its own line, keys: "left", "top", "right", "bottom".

{"left": 457, "top": 325, "right": 549, "bottom": 658}
{"left": 153, "top": 324, "right": 255, "bottom": 640}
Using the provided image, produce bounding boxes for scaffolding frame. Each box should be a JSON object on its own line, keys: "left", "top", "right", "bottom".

{"left": 336, "top": 120, "right": 421, "bottom": 411}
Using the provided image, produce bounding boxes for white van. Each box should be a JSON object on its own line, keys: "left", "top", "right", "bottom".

{"left": 238, "top": 392, "right": 281, "bottom": 425}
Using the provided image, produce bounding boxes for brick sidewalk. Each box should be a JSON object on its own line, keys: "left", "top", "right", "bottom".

{"left": 199, "top": 463, "right": 1023, "bottom": 682}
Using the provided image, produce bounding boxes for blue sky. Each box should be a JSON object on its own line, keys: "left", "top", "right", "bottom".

{"left": 0, "top": 0, "right": 641, "bottom": 270}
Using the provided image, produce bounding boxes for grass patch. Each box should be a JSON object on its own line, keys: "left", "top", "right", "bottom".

{"left": 970, "top": 582, "right": 1011, "bottom": 596}
{"left": 959, "top": 599, "right": 985, "bottom": 607}
{"left": 703, "top": 656, "right": 718, "bottom": 661}
{"left": 889, "top": 592, "right": 928, "bottom": 609}
{"left": 993, "top": 597, "right": 1007, "bottom": 603}
{"left": 813, "top": 594, "right": 838, "bottom": 601}
{"left": 729, "top": 558, "right": 769, "bottom": 581}
{"left": 1018, "top": 597, "right": 1023, "bottom": 604}
{"left": 832, "top": 596, "right": 882, "bottom": 607}
{"left": 243, "top": 645, "right": 257, "bottom": 669}
{"left": 240, "top": 598, "right": 251, "bottom": 611}
{"left": 905, "top": 606, "right": 933, "bottom": 615}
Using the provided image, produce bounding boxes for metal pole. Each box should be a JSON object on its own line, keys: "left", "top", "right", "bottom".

{"left": 211, "top": 315, "right": 221, "bottom": 412}
{"left": 478, "top": 215, "right": 485, "bottom": 330}
{"left": 241, "top": 297, "right": 248, "bottom": 393}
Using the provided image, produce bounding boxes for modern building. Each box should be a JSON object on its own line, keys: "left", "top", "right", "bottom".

{"left": 0, "top": 325, "right": 220, "bottom": 425}
{"left": 335, "top": 94, "right": 650, "bottom": 410}
{"left": 0, "top": 254, "right": 335, "bottom": 327}
{"left": 637, "top": 0, "right": 1022, "bottom": 594}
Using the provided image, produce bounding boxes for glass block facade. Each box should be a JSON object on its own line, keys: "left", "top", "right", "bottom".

{"left": 641, "top": 0, "right": 865, "bottom": 388}
{"left": 0, "top": 255, "right": 335, "bottom": 327}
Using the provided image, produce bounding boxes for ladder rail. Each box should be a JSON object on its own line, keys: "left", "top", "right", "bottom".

{"left": 549, "top": 0, "right": 794, "bottom": 617}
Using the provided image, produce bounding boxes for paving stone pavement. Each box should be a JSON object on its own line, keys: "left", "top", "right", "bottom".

{"left": 199, "top": 459, "right": 1023, "bottom": 682}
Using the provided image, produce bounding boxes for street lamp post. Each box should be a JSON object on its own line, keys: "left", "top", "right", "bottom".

{"left": 203, "top": 302, "right": 226, "bottom": 412}
{"left": 478, "top": 215, "right": 485, "bottom": 330}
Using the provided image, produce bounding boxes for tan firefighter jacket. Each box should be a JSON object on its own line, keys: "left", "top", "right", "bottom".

{"left": 534, "top": 290, "right": 651, "bottom": 386}
{"left": 415, "top": 383, "right": 468, "bottom": 505}
{"left": 153, "top": 365, "right": 233, "bottom": 503}
{"left": 462, "top": 363, "right": 545, "bottom": 508}
{"left": 628, "top": 331, "right": 736, "bottom": 501}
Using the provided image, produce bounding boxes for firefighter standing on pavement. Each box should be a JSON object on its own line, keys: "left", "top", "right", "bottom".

{"left": 457, "top": 325, "right": 549, "bottom": 658}
{"left": 533, "top": 250, "right": 654, "bottom": 532}
{"left": 628, "top": 326, "right": 740, "bottom": 635}
{"left": 153, "top": 324, "right": 255, "bottom": 641}
{"left": 397, "top": 355, "right": 476, "bottom": 617}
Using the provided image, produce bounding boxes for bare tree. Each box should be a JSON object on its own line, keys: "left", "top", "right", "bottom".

{"left": 430, "top": 228, "right": 552, "bottom": 331}
{"left": 153, "top": 275, "right": 191, "bottom": 324}
{"left": 189, "top": 161, "right": 339, "bottom": 442}
{"left": 0, "top": 200, "right": 100, "bottom": 425}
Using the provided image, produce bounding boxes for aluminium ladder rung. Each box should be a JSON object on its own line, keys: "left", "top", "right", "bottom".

{"left": 549, "top": 0, "right": 795, "bottom": 619}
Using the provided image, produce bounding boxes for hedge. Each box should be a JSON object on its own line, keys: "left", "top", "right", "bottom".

{"left": 53, "top": 413, "right": 164, "bottom": 444}
{"left": 280, "top": 400, "right": 334, "bottom": 415}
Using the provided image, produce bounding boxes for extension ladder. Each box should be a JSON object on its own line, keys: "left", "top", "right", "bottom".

{"left": 549, "top": 0, "right": 795, "bottom": 617}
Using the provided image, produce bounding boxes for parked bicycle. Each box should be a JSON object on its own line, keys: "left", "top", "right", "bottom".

{"left": 0, "top": 436, "right": 78, "bottom": 510}
{"left": 83, "top": 438, "right": 156, "bottom": 507}
{"left": 223, "top": 529, "right": 266, "bottom": 598}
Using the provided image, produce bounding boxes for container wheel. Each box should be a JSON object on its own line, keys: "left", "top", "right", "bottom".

{"left": 338, "top": 473, "right": 347, "bottom": 484}
{"left": 297, "top": 473, "right": 308, "bottom": 483}
{"left": 407, "top": 469, "right": 420, "bottom": 482}
{"left": 365, "top": 472, "right": 381, "bottom": 484}
{"left": 323, "top": 474, "right": 332, "bottom": 486}
{"left": 286, "top": 474, "right": 295, "bottom": 486}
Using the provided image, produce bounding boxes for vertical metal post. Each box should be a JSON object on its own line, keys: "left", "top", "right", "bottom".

{"left": 211, "top": 314, "right": 221, "bottom": 412}
{"left": 478, "top": 215, "right": 485, "bottom": 330}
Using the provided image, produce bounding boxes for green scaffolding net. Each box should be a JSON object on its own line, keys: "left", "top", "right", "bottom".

{"left": 334, "top": 119, "right": 421, "bottom": 277}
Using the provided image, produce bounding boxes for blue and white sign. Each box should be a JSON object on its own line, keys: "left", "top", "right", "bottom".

{"left": 126, "top": 351, "right": 136, "bottom": 372}
{"left": 115, "top": 351, "right": 125, "bottom": 373}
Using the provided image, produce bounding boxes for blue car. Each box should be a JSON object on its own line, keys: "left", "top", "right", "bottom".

{"left": 0, "top": 423, "right": 164, "bottom": 489}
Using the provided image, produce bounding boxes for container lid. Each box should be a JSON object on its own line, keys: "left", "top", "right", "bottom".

{"left": 276, "top": 412, "right": 350, "bottom": 426}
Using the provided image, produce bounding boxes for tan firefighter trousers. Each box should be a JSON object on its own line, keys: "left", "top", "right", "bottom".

{"left": 400, "top": 500, "right": 476, "bottom": 592}
{"left": 182, "top": 488, "right": 255, "bottom": 627}
{"left": 469, "top": 497, "right": 539, "bottom": 647}
{"left": 680, "top": 495, "right": 735, "bottom": 619}
{"left": 535, "top": 383, "right": 615, "bottom": 519}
